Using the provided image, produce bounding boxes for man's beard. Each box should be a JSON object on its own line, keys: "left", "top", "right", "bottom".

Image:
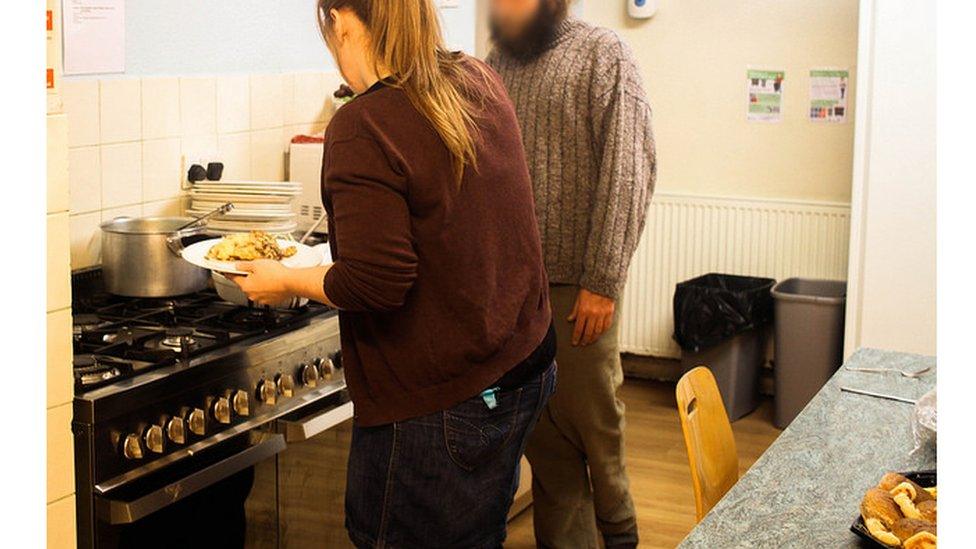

{"left": 491, "top": 2, "right": 567, "bottom": 61}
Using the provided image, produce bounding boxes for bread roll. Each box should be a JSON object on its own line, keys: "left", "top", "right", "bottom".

{"left": 879, "top": 473, "right": 934, "bottom": 503}
{"left": 862, "top": 488, "right": 902, "bottom": 528}
{"left": 892, "top": 517, "right": 936, "bottom": 541}
{"left": 903, "top": 531, "right": 937, "bottom": 549}
{"left": 917, "top": 499, "right": 936, "bottom": 523}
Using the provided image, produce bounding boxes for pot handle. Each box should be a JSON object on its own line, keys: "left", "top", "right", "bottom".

{"left": 166, "top": 230, "right": 193, "bottom": 257}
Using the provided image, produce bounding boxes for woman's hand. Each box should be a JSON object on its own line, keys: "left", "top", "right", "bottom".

{"left": 228, "top": 260, "right": 296, "bottom": 306}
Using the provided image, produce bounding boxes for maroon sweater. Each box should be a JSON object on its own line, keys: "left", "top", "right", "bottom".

{"left": 321, "top": 59, "right": 551, "bottom": 426}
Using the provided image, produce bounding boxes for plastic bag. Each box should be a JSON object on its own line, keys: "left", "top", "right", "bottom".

{"left": 672, "top": 273, "right": 775, "bottom": 351}
{"left": 911, "top": 388, "right": 937, "bottom": 453}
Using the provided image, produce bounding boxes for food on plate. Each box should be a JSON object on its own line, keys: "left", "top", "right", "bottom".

{"left": 859, "top": 472, "right": 937, "bottom": 547}
{"left": 205, "top": 231, "right": 297, "bottom": 262}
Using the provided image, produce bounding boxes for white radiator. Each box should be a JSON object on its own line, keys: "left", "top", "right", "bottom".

{"left": 619, "top": 192, "right": 851, "bottom": 357}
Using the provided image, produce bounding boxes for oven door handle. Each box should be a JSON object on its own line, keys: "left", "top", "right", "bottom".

{"left": 277, "top": 400, "right": 354, "bottom": 442}
{"left": 94, "top": 432, "right": 286, "bottom": 525}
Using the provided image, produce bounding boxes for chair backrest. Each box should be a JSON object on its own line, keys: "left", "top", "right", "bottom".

{"left": 675, "top": 366, "right": 740, "bottom": 522}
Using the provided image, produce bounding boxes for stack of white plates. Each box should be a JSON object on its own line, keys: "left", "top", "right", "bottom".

{"left": 189, "top": 181, "right": 301, "bottom": 235}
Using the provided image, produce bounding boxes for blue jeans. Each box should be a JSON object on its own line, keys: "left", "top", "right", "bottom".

{"left": 345, "top": 362, "right": 557, "bottom": 548}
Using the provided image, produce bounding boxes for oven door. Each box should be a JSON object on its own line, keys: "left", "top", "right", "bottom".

{"left": 245, "top": 390, "right": 354, "bottom": 548}
{"left": 91, "top": 430, "right": 285, "bottom": 548}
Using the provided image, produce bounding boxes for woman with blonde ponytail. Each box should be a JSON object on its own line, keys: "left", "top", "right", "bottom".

{"left": 232, "top": 1, "right": 556, "bottom": 546}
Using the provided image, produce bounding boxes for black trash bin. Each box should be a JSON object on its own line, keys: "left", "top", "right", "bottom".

{"left": 673, "top": 273, "right": 776, "bottom": 421}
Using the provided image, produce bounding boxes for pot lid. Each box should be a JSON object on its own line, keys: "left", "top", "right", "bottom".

{"left": 100, "top": 216, "right": 202, "bottom": 235}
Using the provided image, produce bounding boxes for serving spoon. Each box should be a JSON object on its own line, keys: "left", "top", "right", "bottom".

{"left": 844, "top": 365, "right": 933, "bottom": 378}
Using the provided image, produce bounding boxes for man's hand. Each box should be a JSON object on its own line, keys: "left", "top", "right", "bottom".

{"left": 227, "top": 260, "right": 296, "bottom": 307}
{"left": 567, "top": 288, "right": 615, "bottom": 346}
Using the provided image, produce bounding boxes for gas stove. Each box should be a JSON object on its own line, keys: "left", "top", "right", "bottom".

{"left": 70, "top": 269, "right": 350, "bottom": 548}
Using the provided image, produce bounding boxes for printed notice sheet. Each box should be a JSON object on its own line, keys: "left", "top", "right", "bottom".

{"left": 62, "top": 0, "right": 125, "bottom": 75}
{"left": 809, "top": 69, "right": 850, "bottom": 123}
{"left": 747, "top": 69, "right": 784, "bottom": 122}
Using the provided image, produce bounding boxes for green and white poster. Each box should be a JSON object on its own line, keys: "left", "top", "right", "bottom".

{"left": 747, "top": 69, "right": 785, "bottom": 122}
{"left": 809, "top": 69, "right": 850, "bottom": 123}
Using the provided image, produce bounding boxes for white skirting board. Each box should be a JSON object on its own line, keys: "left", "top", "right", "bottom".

{"left": 619, "top": 192, "right": 851, "bottom": 358}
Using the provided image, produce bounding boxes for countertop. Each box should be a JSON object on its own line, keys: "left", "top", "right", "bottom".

{"left": 678, "top": 348, "right": 936, "bottom": 548}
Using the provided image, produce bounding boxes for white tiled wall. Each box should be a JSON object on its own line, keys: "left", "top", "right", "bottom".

{"left": 47, "top": 0, "right": 76, "bottom": 543}
{"left": 64, "top": 71, "right": 343, "bottom": 269}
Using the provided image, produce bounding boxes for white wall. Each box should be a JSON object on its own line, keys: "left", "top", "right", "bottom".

{"left": 581, "top": 0, "right": 859, "bottom": 203}
{"left": 74, "top": 0, "right": 477, "bottom": 77}
{"left": 844, "top": 0, "right": 936, "bottom": 356}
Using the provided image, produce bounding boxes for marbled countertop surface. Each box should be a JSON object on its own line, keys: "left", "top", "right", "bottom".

{"left": 678, "top": 348, "right": 936, "bottom": 549}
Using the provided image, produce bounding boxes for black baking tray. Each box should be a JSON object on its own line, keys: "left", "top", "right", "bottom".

{"left": 850, "top": 470, "right": 936, "bottom": 547}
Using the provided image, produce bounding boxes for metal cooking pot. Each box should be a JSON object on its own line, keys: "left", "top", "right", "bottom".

{"left": 100, "top": 217, "right": 211, "bottom": 297}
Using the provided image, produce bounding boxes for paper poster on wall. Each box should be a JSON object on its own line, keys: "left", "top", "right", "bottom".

{"left": 809, "top": 69, "right": 850, "bottom": 123}
{"left": 747, "top": 69, "right": 785, "bottom": 122}
{"left": 62, "top": 0, "right": 125, "bottom": 75}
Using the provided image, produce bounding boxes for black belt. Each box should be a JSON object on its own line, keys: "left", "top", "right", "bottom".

{"left": 494, "top": 322, "right": 556, "bottom": 390}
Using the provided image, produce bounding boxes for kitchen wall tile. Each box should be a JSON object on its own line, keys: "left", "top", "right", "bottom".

{"left": 217, "top": 76, "right": 251, "bottom": 134}
{"left": 69, "top": 212, "right": 102, "bottom": 269}
{"left": 47, "top": 212, "right": 71, "bottom": 312}
{"left": 250, "top": 129, "right": 285, "bottom": 181}
{"left": 142, "top": 198, "right": 183, "bottom": 217}
{"left": 63, "top": 79, "right": 100, "bottom": 147}
{"left": 218, "top": 132, "right": 252, "bottom": 180}
{"left": 101, "top": 142, "right": 143, "bottom": 208}
{"left": 294, "top": 72, "right": 328, "bottom": 124}
{"left": 101, "top": 204, "right": 143, "bottom": 222}
{"left": 47, "top": 403, "right": 75, "bottom": 502}
{"left": 142, "top": 77, "right": 181, "bottom": 140}
{"left": 282, "top": 73, "right": 297, "bottom": 127}
{"left": 143, "top": 138, "right": 182, "bottom": 202}
{"left": 47, "top": 496, "right": 77, "bottom": 549}
{"left": 68, "top": 146, "right": 101, "bottom": 214}
{"left": 181, "top": 134, "right": 219, "bottom": 178}
{"left": 99, "top": 79, "right": 142, "bottom": 144}
{"left": 250, "top": 74, "right": 284, "bottom": 130}
{"left": 180, "top": 77, "right": 217, "bottom": 137}
{"left": 48, "top": 114, "right": 70, "bottom": 213}
{"left": 47, "top": 308, "right": 72, "bottom": 408}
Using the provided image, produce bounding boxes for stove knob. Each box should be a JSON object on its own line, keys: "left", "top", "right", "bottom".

{"left": 317, "top": 357, "right": 336, "bottom": 381}
{"left": 258, "top": 379, "right": 277, "bottom": 405}
{"left": 186, "top": 408, "right": 206, "bottom": 436}
{"left": 122, "top": 433, "right": 144, "bottom": 460}
{"left": 166, "top": 417, "right": 186, "bottom": 444}
{"left": 212, "top": 397, "right": 232, "bottom": 424}
{"left": 276, "top": 374, "right": 295, "bottom": 398}
{"left": 144, "top": 425, "right": 165, "bottom": 454}
{"left": 232, "top": 390, "right": 250, "bottom": 416}
{"left": 301, "top": 363, "right": 319, "bottom": 388}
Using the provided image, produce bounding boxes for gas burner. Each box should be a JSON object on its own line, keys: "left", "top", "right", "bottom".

{"left": 74, "top": 355, "right": 133, "bottom": 389}
{"left": 73, "top": 314, "right": 112, "bottom": 337}
{"left": 159, "top": 328, "right": 197, "bottom": 351}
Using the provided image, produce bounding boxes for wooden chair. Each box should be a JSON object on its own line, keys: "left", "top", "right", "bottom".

{"left": 675, "top": 366, "right": 740, "bottom": 522}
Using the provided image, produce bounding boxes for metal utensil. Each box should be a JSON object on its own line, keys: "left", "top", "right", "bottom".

{"left": 845, "top": 365, "right": 933, "bottom": 378}
{"left": 840, "top": 386, "right": 918, "bottom": 405}
{"left": 299, "top": 213, "right": 327, "bottom": 244}
{"left": 175, "top": 202, "right": 234, "bottom": 233}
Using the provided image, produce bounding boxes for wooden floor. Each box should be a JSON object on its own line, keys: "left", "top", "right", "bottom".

{"left": 504, "top": 378, "right": 782, "bottom": 549}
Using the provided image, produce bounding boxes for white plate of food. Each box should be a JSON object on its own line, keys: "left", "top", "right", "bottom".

{"left": 181, "top": 231, "right": 323, "bottom": 275}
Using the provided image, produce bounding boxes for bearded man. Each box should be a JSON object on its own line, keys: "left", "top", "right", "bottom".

{"left": 486, "top": 1, "right": 656, "bottom": 548}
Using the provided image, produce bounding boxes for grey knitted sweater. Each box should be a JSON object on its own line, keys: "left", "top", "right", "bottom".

{"left": 487, "top": 18, "right": 656, "bottom": 299}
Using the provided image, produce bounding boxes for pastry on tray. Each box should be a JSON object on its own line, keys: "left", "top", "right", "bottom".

{"left": 859, "top": 472, "right": 937, "bottom": 547}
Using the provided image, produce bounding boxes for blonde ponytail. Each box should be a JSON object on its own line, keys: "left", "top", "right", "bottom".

{"left": 319, "top": 0, "right": 493, "bottom": 182}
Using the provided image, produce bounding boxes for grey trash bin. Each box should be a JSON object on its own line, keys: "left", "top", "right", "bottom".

{"left": 771, "top": 278, "right": 847, "bottom": 428}
{"left": 680, "top": 328, "right": 768, "bottom": 421}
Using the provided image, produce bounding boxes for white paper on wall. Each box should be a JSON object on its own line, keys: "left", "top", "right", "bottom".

{"left": 62, "top": 0, "right": 125, "bottom": 75}
{"left": 809, "top": 69, "right": 850, "bottom": 123}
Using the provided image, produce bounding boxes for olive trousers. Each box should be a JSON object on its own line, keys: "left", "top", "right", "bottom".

{"left": 525, "top": 285, "right": 639, "bottom": 548}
